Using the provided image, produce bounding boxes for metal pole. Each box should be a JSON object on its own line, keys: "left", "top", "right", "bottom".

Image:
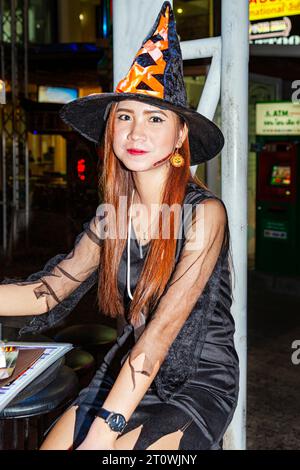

{"left": 221, "top": 0, "right": 249, "bottom": 450}
{"left": 181, "top": 37, "right": 221, "bottom": 191}
{"left": 0, "top": 0, "right": 7, "bottom": 254}
{"left": 181, "top": 37, "right": 221, "bottom": 120}
{"left": 11, "top": 0, "right": 18, "bottom": 210}
{"left": 11, "top": 0, "right": 19, "bottom": 250}
{"left": 1, "top": 108, "right": 7, "bottom": 254}
{"left": 23, "top": 0, "right": 30, "bottom": 243}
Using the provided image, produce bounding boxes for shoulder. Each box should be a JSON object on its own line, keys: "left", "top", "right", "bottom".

{"left": 180, "top": 183, "right": 229, "bottom": 257}
{"left": 184, "top": 181, "right": 228, "bottom": 227}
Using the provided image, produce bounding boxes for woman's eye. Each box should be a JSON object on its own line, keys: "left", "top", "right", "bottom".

{"left": 117, "top": 114, "right": 131, "bottom": 121}
{"left": 149, "top": 116, "right": 164, "bottom": 123}
{"left": 116, "top": 114, "right": 164, "bottom": 123}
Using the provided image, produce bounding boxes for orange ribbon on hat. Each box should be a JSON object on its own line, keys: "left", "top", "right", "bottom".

{"left": 116, "top": 5, "right": 170, "bottom": 99}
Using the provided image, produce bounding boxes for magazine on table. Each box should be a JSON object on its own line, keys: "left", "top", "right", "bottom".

{"left": 0, "top": 341, "right": 73, "bottom": 412}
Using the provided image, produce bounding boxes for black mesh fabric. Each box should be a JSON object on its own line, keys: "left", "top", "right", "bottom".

{"left": 0, "top": 181, "right": 237, "bottom": 405}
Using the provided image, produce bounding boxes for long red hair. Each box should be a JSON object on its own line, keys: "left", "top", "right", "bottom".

{"left": 97, "top": 102, "right": 208, "bottom": 326}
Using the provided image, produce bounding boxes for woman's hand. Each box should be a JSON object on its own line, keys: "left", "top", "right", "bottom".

{"left": 75, "top": 417, "right": 120, "bottom": 450}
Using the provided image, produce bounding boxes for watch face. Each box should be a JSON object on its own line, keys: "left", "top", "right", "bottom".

{"left": 108, "top": 413, "right": 127, "bottom": 433}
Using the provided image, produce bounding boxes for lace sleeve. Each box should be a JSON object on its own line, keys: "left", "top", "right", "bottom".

{"left": 0, "top": 215, "right": 103, "bottom": 334}
{"left": 127, "top": 198, "right": 227, "bottom": 389}
{"left": 30, "top": 215, "right": 102, "bottom": 312}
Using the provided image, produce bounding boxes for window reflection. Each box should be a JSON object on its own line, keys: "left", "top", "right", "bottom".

{"left": 174, "top": 0, "right": 212, "bottom": 40}
{"left": 29, "top": 0, "right": 57, "bottom": 44}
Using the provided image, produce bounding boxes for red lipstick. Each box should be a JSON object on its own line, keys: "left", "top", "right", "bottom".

{"left": 127, "top": 148, "right": 149, "bottom": 155}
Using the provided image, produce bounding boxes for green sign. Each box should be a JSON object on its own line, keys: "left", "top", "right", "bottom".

{"left": 256, "top": 101, "right": 300, "bottom": 135}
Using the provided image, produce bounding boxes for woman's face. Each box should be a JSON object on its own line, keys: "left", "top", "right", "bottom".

{"left": 112, "top": 100, "right": 188, "bottom": 171}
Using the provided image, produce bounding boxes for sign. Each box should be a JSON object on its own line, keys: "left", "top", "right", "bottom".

{"left": 249, "top": 0, "right": 300, "bottom": 21}
{"left": 249, "top": 16, "right": 292, "bottom": 40}
{"left": 264, "top": 229, "right": 287, "bottom": 239}
{"left": 77, "top": 158, "right": 86, "bottom": 181}
{"left": 249, "top": 16, "right": 300, "bottom": 44}
{"left": 256, "top": 102, "right": 300, "bottom": 135}
{"left": 0, "top": 80, "right": 6, "bottom": 104}
{"left": 38, "top": 86, "right": 78, "bottom": 104}
{"left": 249, "top": 0, "right": 300, "bottom": 44}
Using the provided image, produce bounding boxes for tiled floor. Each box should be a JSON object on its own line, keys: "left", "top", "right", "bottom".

{"left": 247, "top": 282, "right": 300, "bottom": 449}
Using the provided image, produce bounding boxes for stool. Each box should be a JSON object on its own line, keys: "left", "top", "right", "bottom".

{"left": 64, "top": 348, "right": 96, "bottom": 389}
{"left": 54, "top": 323, "right": 117, "bottom": 367}
{"left": 0, "top": 365, "right": 79, "bottom": 450}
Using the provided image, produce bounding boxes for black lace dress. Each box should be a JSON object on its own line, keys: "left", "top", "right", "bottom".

{"left": 69, "top": 183, "right": 239, "bottom": 450}
{"left": 0, "top": 181, "right": 239, "bottom": 450}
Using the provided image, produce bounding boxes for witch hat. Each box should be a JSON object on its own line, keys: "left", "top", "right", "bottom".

{"left": 59, "top": 1, "right": 224, "bottom": 164}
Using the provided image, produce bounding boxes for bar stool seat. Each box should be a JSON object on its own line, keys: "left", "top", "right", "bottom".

{"left": 0, "top": 365, "right": 79, "bottom": 450}
{"left": 6, "top": 357, "right": 64, "bottom": 406}
{"left": 64, "top": 348, "right": 96, "bottom": 388}
{"left": 1, "top": 365, "right": 78, "bottom": 418}
{"left": 54, "top": 323, "right": 117, "bottom": 367}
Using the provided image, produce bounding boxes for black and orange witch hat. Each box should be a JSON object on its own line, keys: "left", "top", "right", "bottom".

{"left": 60, "top": 1, "right": 224, "bottom": 165}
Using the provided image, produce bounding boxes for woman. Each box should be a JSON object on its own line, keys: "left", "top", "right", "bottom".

{"left": 0, "top": 2, "right": 239, "bottom": 450}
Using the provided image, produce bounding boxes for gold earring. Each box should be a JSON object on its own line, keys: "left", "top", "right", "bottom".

{"left": 169, "top": 147, "right": 185, "bottom": 167}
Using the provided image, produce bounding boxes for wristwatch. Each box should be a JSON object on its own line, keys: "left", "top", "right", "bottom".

{"left": 95, "top": 407, "right": 127, "bottom": 433}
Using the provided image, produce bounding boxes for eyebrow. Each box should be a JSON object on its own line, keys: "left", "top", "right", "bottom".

{"left": 116, "top": 107, "right": 168, "bottom": 118}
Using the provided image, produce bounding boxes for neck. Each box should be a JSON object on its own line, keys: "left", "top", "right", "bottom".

{"left": 132, "top": 167, "right": 169, "bottom": 209}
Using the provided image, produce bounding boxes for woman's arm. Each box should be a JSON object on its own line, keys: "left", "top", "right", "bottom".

{"left": 0, "top": 215, "right": 102, "bottom": 317}
{"left": 76, "top": 354, "right": 160, "bottom": 449}
{"left": 79, "top": 198, "right": 227, "bottom": 449}
{"left": 0, "top": 283, "right": 52, "bottom": 316}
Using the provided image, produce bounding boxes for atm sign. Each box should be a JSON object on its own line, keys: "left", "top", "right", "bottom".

{"left": 256, "top": 102, "right": 300, "bottom": 135}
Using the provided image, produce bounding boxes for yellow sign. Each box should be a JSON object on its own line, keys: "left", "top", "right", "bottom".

{"left": 250, "top": 0, "right": 300, "bottom": 21}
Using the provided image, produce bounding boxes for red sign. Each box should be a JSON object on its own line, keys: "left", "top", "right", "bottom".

{"left": 77, "top": 158, "right": 86, "bottom": 181}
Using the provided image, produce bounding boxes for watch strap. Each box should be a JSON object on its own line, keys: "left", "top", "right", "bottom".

{"left": 95, "top": 408, "right": 111, "bottom": 421}
{"left": 95, "top": 407, "right": 127, "bottom": 433}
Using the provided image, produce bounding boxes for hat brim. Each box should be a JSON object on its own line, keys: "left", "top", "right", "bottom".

{"left": 59, "top": 93, "right": 224, "bottom": 165}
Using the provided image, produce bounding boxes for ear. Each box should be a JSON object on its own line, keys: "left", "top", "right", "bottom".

{"left": 177, "top": 122, "right": 188, "bottom": 148}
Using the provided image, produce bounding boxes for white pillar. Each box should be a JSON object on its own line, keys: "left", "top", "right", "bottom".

{"left": 113, "top": 0, "right": 248, "bottom": 450}
{"left": 221, "top": 0, "right": 249, "bottom": 450}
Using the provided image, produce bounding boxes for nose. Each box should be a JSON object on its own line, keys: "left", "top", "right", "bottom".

{"left": 128, "top": 119, "right": 146, "bottom": 142}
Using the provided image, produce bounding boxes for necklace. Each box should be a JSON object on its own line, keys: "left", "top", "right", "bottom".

{"left": 132, "top": 190, "right": 159, "bottom": 250}
{"left": 127, "top": 190, "right": 146, "bottom": 334}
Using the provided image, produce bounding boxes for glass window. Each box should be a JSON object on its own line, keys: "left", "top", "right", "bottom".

{"left": 174, "top": 0, "right": 212, "bottom": 41}
{"left": 29, "top": 0, "right": 57, "bottom": 44}
{"left": 57, "top": 0, "right": 112, "bottom": 44}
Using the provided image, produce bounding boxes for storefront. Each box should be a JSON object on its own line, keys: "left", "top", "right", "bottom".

{"left": 248, "top": 0, "right": 300, "bottom": 268}
{"left": 23, "top": 84, "right": 102, "bottom": 216}
{"left": 255, "top": 101, "right": 300, "bottom": 276}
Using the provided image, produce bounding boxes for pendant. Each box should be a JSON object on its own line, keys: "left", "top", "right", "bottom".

{"left": 170, "top": 153, "right": 185, "bottom": 167}
{"left": 139, "top": 242, "right": 143, "bottom": 259}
